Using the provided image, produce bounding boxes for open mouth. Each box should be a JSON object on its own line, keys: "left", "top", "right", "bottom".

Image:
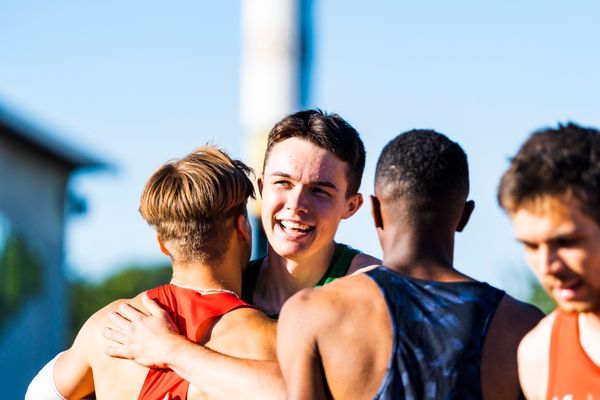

{"left": 277, "top": 220, "right": 315, "bottom": 234}
{"left": 553, "top": 280, "right": 584, "bottom": 301}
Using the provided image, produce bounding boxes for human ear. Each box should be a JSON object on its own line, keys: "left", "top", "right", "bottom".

{"left": 456, "top": 200, "right": 475, "bottom": 232}
{"left": 257, "top": 176, "right": 264, "bottom": 198}
{"left": 341, "top": 193, "right": 364, "bottom": 220}
{"left": 370, "top": 195, "right": 383, "bottom": 229}
{"left": 235, "top": 214, "right": 252, "bottom": 242}
{"left": 156, "top": 234, "right": 171, "bottom": 257}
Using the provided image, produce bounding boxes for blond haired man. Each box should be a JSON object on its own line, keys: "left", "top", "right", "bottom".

{"left": 25, "top": 147, "right": 276, "bottom": 399}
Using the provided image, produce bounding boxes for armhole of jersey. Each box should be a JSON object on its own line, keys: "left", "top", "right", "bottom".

{"left": 316, "top": 243, "right": 360, "bottom": 287}
{"left": 242, "top": 258, "right": 264, "bottom": 303}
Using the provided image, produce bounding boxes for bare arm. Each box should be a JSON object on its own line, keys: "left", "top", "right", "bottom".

{"left": 103, "top": 293, "right": 285, "bottom": 400}
{"left": 277, "top": 289, "right": 329, "bottom": 400}
{"left": 27, "top": 305, "right": 102, "bottom": 399}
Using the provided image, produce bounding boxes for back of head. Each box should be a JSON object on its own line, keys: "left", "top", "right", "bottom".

{"left": 375, "top": 129, "right": 469, "bottom": 212}
{"left": 140, "top": 146, "right": 255, "bottom": 264}
{"left": 498, "top": 122, "right": 600, "bottom": 221}
{"left": 264, "top": 109, "right": 366, "bottom": 196}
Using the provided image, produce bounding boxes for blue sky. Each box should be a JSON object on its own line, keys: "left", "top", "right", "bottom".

{"left": 2, "top": 1, "right": 599, "bottom": 298}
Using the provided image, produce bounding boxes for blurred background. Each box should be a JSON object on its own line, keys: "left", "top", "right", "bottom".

{"left": 2, "top": 0, "right": 598, "bottom": 395}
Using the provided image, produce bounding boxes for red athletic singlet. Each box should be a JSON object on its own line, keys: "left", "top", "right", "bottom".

{"left": 547, "top": 310, "right": 600, "bottom": 400}
{"left": 137, "top": 284, "right": 251, "bottom": 400}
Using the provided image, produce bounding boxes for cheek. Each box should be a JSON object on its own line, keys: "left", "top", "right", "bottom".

{"left": 524, "top": 250, "right": 543, "bottom": 275}
{"left": 560, "top": 248, "right": 591, "bottom": 274}
{"left": 261, "top": 189, "right": 281, "bottom": 210}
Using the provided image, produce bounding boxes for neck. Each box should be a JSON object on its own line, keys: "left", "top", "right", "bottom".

{"left": 251, "top": 242, "right": 336, "bottom": 314}
{"left": 264, "top": 241, "right": 336, "bottom": 290}
{"left": 381, "top": 226, "right": 470, "bottom": 281}
{"left": 581, "top": 310, "right": 600, "bottom": 328}
{"left": 171, "top": 257, "right": 243, "bottom": 296}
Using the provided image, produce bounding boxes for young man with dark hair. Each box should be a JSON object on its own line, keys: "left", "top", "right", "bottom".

{"left": 278, "top": 130, "right": 542, "bottom": 399}
{"left": 498, "top": 123, "right": 600, "bottom": 399}
{"left": 102, "top": 110, "right": 379, "bottom": 399}
{"left": 26, "top": 147, "right": 276, "bottom": 400}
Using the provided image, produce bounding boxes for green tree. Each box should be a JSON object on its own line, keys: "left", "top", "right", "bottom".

{"left": 527, "top": 277, "right": 555, "bottom": 315}
{"left": 69, "top": 263, "right": 171, "bottom": 341}
{"left": 0, "top": 233, "right": 42, "bottom": 333}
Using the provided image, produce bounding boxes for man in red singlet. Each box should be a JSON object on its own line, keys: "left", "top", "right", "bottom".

{"left": 499, "top": 123, "right": 600, "bottom": 399}
{"left": 25, "top": 147, "right": 276, "bottom": 400}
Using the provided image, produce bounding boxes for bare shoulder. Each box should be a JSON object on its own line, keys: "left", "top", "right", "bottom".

{"left": 212, "top": 305, "right": 277, "bottom": 361}
{"left": 483, "top": 293, "right": 545, "bottom": 367}
{"left": 517, "top": 312, "right": 555, "bottom": 400}
{"left": 518, "top": 311, "right": 554, "bottom": 365}
{"left": 495, "top": 294, "right": 545, "bottom": 333}
{"left": 347, "top": 251, "right": 382, "bottom": 274}
{"left": 74, "top": 298, "right": 133, "bottom": 344}
{"left": 480, "top": 293, "right": 546, "bottom": 400}
{"left": 281, "top": 273, "right": 382, "bottom": 330}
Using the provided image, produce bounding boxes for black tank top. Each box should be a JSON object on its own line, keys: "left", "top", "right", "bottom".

{"left": 365, "top": 266, "right": 505, "bottom": 400}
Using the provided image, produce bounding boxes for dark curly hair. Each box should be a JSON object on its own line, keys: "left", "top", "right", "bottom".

{"left": 375, "top": 129, "right": 469, "bottom": 206}
{"left": 498, "top": 122, "right": 600, "bottom": 222}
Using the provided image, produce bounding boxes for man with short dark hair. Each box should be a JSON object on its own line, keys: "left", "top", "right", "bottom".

{"left": 498, "top": 123, "right": 600, "bottom": 399}
{"left": 278, "top": 130, "right": 543, "bottom": 399}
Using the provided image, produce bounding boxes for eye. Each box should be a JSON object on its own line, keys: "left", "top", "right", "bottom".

{"left": 522, "top": 241, "right": 538, "bottom": 252}
{"left": 554, "top": 237, "right": 582, "bottom": 248}
{"left": 312, "top": 187, "right": 332, "bottom": 197}
{"left": 274, "top": 180, "right": 292, "bottom": 189}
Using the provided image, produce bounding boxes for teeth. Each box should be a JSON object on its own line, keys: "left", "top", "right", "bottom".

{"left": 280, "top": 220, "right": 312, "bottom": 231}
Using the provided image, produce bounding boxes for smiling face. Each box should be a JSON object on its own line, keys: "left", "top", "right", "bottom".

{"left": 511, "top": 197, "right": 600, "bottom": 314}
{"left": 259, "top": 137, "right": 362, "bottom": 262}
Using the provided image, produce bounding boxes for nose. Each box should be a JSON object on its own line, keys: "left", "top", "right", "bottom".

{"left": 285, "top": 186, "right": 309, "bottom": 213}
{"left": 538, "top": 245, "right": 563, "bottom": 276}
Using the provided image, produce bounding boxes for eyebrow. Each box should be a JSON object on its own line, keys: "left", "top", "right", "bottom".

{"left": 516, "top": 230, "right": 582, "bottom": 246}
{"left": 269, "top": 171, "right": 340, "bottom": 192}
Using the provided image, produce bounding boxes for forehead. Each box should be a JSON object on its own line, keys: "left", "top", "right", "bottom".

{"left": 264, "top": 137, "right": 349, "bottom": 181}
{"left": 511, "top": 197, "right": 598, "bottom": 241}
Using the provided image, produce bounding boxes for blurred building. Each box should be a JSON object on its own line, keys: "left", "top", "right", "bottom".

{"left": 0, "top": 104, "right": 104, "bottom": 398}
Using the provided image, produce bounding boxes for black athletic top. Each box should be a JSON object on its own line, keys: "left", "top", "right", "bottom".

{"left": 365, "top": 266, "right": 505, "bottom": 400}
{"left": 241, "top": 243, "right": 359, "bottom": 319}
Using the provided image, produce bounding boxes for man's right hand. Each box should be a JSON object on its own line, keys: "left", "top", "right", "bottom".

{"left": 103, "top": 293, "right": 184, "bottom": 368}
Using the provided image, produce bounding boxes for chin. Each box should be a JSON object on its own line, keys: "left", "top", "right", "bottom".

{"left": 556, "top": 299, "right": 599, "bottom": 314}
{"left": 270, "top": 242, "right": 307, "bottom": 259}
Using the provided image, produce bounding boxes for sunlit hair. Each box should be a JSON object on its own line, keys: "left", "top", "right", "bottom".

{"left": 375, "top": 129, "right": 469, "bottom": 207}
{"left": 263, "top": 109, "right": 366, "bottom": 197}
{"left": 140, "top": 146, "right": 255, "bottom": 264}
{"left": 498, "top": 122, "right": 600, "bottom": 223}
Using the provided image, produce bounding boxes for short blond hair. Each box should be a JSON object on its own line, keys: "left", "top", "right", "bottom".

{"left": 140, "top": 146, "right": 255, "bottom": 263}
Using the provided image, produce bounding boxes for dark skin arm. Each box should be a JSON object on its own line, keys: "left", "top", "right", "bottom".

{"left": 277, "top": 288, "right": 330, "bottom": 400}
